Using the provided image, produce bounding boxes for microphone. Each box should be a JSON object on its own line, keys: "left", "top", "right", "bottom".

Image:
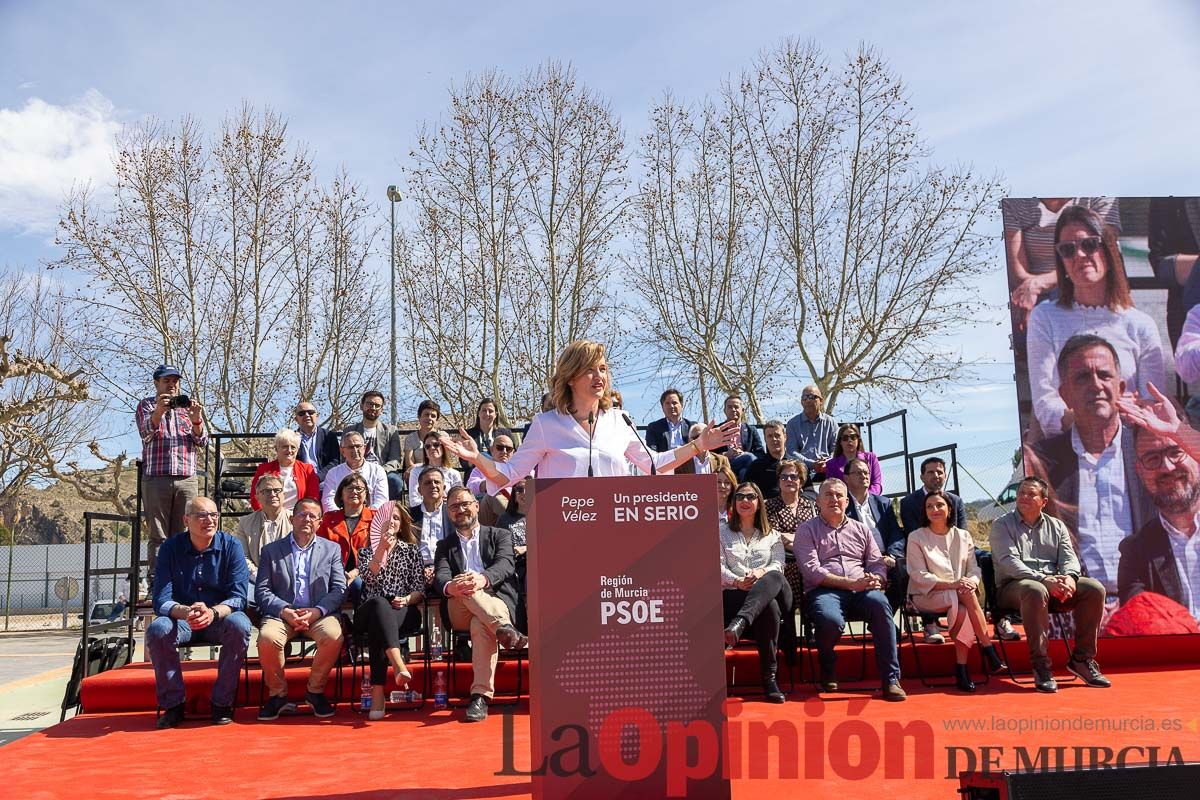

{"left": 621, "top": 412, "right": 657, "bottom": 476}
{"left": 587, "top": 411, "right": 596, "bottom": 477}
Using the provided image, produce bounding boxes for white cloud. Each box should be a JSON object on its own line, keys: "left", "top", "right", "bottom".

{"left": 0, "top": 89, "right": 121, "bottom": 234}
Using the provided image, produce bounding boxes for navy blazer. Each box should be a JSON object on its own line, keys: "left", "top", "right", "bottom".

{"left": 296, "top": 425, "right": 341, "bottom": 479}
{"left": 255, "top": 534, "right": 347, "bottom": 620}
{"left": 848, "top": 493, "right": 906, "bottom": 559}
{"left": 433, "top": 525, "right": 519, "bottom": 628}
{"left": 1118, "top": 516, "right": 1184, "bottom": 607}
{"left": 899, "top": 488, "right": 967, "bottom": 535}
{"left": 715, "top": 423, "right": 766, "bottom": 459}
{"left": 645, "top": 417, "right": 695, "bottom": 453}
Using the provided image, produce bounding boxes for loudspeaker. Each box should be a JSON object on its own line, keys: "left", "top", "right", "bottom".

{"left": 959, "top": 762, "right": 1200, "bottom": 799}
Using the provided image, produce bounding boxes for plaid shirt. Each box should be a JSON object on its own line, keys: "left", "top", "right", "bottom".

{"left": 136, "top": 396, "right": 208, "bottom": 476}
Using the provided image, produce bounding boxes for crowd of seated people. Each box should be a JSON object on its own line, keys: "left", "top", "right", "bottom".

{"left": 142, "top": 380, "right": 1123, "bottom": 728}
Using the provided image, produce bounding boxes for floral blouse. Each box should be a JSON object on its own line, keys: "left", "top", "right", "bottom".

{"left": 765, "top": 496, "right": 817, "bottom": 534}
{"left": 357, "top": 541, "right": 425, "bottom": 601}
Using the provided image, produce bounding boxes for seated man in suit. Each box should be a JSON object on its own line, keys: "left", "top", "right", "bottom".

{"left": 344, "top": 390, "right": 405, "bottom": 501}
{"left": 410, "top": 466, "right": 451, "bottom": 578}
{"left": 844, "top": 457, "right": 905, "bottom": 612}
{"left": 1121, "top": 420, "right": 1200, "bottom": 625}
{"left": 434, "top": 486, "right": 528, "bottom": 723}
{"left": 900, "top": 455, "right": 1011, "bottom": 641}
{"left": 233, "top": 474, "right": 291, "bottom": 587}
{"left": 990, "top": 476, "right": 1110, "bottom": 693}
{"left": 646, "top": 388, "right": 693, "bottom": 453}
{"left": 716, "top": 395, "right": 766, "bottom": 480}
{"left": 145, "top": 496, "right": 251, "bottom": 729}
{"left": 795, "top": 479, "right": 906, "bottom": 701}
{"left": 254, "top": 496, "right": 347, "bottom": 721}
{"left": 293, "top": 401, "right": 340, "bottom": 481}
{"left": 676, "top": 423, "right": 732, "bottom": 475}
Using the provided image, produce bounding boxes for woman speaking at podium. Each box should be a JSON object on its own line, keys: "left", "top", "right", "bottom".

{"left": 442, "top": 340, "right": 738, "bottom": 487}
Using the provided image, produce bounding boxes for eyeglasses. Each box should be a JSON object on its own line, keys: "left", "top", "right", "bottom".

{"left": 513, "top": 487, "right": 525, "bottom": 495}
{"left": 363, "top": 402, "right": 384, "bottom": 410}
{"left": 448, "top": 501, "right": 476, "bottom": 511}
{"left": 778, "top": 474, "right": 800, "bottom": 482}
{"left": 494, "top": 444, "right": 514, "bottom": 453}
{"left": 295, "top": 409, "right": 316, "bottom": 416}
{"left": 189, "top": 512, "right": 219, "bottom": 521}
{"left": 1054, "top": 236, "right": 1102, "bottom": 260}
{"left": 839, "top": 434, "right": 858, "bottom": 441}
{"left": 1137, "top": 445, "right": 1188, "bottom": 471}
{"left": 345, "top": 486, "right": 366, "bottom": 494}
{"left": 802, "top": 393, "right": 821, "bottom": 401}
{"left": 258, "top": 488, "right": 284, "bottom": 496}
{"left": 294, "top": 512, "right": 320, "bottom": 521}
{"left": 344, "top": 444, "right": 365, "bottom": 450}
{"left": 733, "top": 492, "right": 758, "bottom": 502}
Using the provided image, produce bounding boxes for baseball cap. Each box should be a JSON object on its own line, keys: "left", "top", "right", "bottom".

{"left": 153, "top": 364, "right": 182, "bottom": 380}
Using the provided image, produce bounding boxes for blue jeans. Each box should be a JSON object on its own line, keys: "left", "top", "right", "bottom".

{"left": 386, "top": 471, "right": 404, "bottom": 502}
{"left": 806, "top": 587, "right": 900, "bottom": 684}
{"left": 145, "top": 611, "right": 252, "bottom": 708}
{"left": 727, "top": 453, "right": 756, "bottom": 481}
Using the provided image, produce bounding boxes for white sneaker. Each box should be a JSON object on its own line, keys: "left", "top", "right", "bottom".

{"left": 923, "top": 623, "right": 945, "bottom": 644}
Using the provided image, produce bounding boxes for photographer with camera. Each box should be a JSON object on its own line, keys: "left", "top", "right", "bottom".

{"left": 136, "top": 364, "right": 207, "bottom": 587}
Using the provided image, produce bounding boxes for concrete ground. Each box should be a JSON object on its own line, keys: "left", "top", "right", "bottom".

{"left": 0, "top": 630, "right": 90, "bottom": 745}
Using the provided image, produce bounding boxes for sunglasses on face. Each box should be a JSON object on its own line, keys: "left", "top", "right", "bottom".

{"left": 733, "top": 493, "right": 758, "bottom": 502}
{"left": 494, "top": 444, "right": 515, "bottom": 453}
{"left": 778, "top": 474, "right": 800, "bottom": 482}
{"left": 839, "top": 434, "right": 857, "bottom": 441}
{"left": 424, "top": 443, "right": 442, "bottom": 450}
{"left": 295, "top": 410, "right": 316, "bottom": 416}
{"left": 1054, "top": 236, "right": 1101, "bottom": 260}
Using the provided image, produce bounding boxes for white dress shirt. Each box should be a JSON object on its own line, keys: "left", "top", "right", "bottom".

{"left": 419, "top": 502, "right": 445, "bottom": 566}
{"left": 321, "top": 461, "right": 388, "bottom": 513}
{"left": 457, "top": 526, "right": 485, "bottom": 575}
{"left": 851, "top": 489, "right": 883, "bottom": 553}
{"left": 1160, "top": 513, "right": 1200, "bottom": 621}
{"left": 486, "top": 408, "right": 679, "bottom": 493}
{"left": 1070, "top": 425, "right": 1131, "bottom": 593}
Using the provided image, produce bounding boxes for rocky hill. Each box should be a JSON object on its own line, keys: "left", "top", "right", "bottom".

{"left": 2, "top": 466, "right": 137, "bottom": 545}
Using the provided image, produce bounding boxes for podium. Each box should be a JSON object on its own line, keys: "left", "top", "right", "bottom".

{"left": 526, "top": 474, "right": 731, "bottom": 800}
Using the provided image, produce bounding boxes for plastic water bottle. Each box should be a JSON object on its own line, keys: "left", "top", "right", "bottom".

{"left": 434, "top": 669, "right": 447, "bottom": 709}
{"left": 360, "top": 675, "right": 372, "bottom": 712}
{"left": 431, "top": 622, "right": 444, "bottom": 662}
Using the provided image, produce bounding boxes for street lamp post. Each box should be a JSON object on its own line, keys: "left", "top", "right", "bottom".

{"left": 387, "top": 185, "right": 401, "bottom": 423}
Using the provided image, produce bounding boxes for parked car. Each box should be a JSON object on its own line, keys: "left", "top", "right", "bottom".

{"left": 975, "top": 481, "right": 1019, "bottom": 526}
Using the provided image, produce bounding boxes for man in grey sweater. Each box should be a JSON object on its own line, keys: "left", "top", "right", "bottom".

{"left": 990, "top": 476, "right": 1111, "bottom": 693}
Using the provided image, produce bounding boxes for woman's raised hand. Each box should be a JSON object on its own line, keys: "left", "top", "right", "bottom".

{"left": 440, "top": 429, "right": 480, "bottom": 464}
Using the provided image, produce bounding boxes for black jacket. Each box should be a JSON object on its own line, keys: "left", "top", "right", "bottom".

{"left": 434, "top": 525, "right": 519, "bottom": 628}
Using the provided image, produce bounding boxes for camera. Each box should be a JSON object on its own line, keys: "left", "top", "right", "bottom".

{"left": 171, "top": 395, "right": 192, "bottom": 409}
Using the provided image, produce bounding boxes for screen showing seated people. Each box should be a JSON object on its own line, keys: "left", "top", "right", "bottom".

{"left": 1003, "top": 196, "right": 1200, "bottom": 637}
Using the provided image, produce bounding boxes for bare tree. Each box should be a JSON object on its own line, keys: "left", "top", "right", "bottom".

{"left": 55, "top": 105, "right": 386, "bottom": 438}
{"left": 735, "top": 40, "right": 1004, "bottom": 413}
{"left": 0, "top": 269, "right": 92, "bottom": 511}
{"left": 399, "top": 63, "right": 632, "bottom": 424}
{"left": 628, "top": 93, "right": 792, "bottom": 422}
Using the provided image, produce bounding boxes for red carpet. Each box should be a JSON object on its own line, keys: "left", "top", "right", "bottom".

{"left": 4, "top": 664, "right": 1199, "bottom": 799}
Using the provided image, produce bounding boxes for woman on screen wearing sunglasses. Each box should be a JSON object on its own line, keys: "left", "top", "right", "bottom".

{"left": 1026, "top": 204, "right": 1166, "bottom": 438}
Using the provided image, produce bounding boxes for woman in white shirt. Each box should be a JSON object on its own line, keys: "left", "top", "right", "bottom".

{"left": 719, "top": 482, "right": 789, "bottom": 703}
{"left": 443, "top": 340, "right": 738, "bottom": 488}
{"left": 1026, "top": 205, "right": 1166, "bottom": 437}
{"left": 407, "top": 431, "right": 463, "bottom": 500}
{"left": 906, "top": 490, "right": 1005, "bottom": 692}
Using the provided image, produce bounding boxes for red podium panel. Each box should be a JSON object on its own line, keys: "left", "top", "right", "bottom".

{"left": 526, "top": 474, "right": 730, "bottom": 800}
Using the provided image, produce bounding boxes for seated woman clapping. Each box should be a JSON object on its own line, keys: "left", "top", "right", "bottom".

{"left": 720, "top": 482, "right": 791, "bottom": 703}
{"left": 355, "top": 500, "right": 424, "bottom": 720}
{"left": 905, "top": 490, "right": 1006, "bottom": 692}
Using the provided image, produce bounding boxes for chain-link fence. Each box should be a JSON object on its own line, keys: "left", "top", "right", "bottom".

{"left": 954, "top": 437, "right": 1023, "bottom": 548}
{"left": 1, "top": 519, "right": 142, "bottom": 631}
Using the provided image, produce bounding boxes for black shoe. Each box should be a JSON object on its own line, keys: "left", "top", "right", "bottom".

{"left": 399, "top": 641, "right": 411, "bottom": 661}
{"left": 210, "top": 703, "right": 234, "bottom": 725}
{"left": 454, "top": 634, "right": 472, "bottom": 662}
{"left": 762, "top": 675, "right": 786, "bottom": 704}
{"left": 1033, "top": 665, "right": 1058, "bottom": 693}
{"left": 157, "top": 703, "right": 185, "bottom": 729}
{"left": 981, "top": 645, "right": 1007, "bottom": 674}
{"left": 257, "top": 695, "right": 289, "bottom": 722}
{"left": 1066, "top": 657, "right": 1111, "bottom": 688}
{"left": 305, "top": 690, "right": 336, "bottom": 718}
{"left": 464, "top": 693, "right": 489, "bottom": 722}
{"left": 723, "top": 617, "right": 747, "bottom": 649}
{"left": 819, "top": 667, "right": 838, "bottom": 693}
{"left": 955, "top": 664, "right": 977, "bottom": 693}
{"left": 495, "top": 624, "right": 529, "bottom": 651}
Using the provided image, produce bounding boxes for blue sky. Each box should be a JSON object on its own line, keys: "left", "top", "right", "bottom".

{"left": 2, "top": 1, "right": 1199, "bottom": 497}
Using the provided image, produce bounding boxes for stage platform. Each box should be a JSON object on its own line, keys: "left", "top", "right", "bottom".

{"left": 1, "top": 637, "right": 1197, "bottom": 799}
